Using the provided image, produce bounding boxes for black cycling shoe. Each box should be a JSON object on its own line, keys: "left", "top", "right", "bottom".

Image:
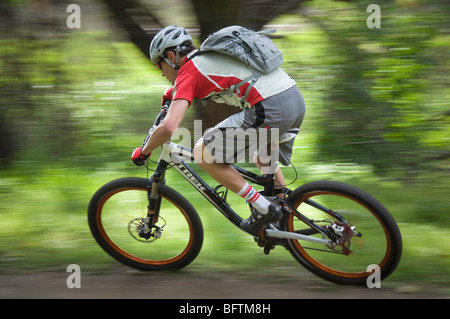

{"left": 240, "top": 203, "right": 283, "bottom": 235}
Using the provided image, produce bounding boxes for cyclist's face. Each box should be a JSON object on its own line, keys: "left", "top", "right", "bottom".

{"left": 160, "top": 61, "right": 177, "bottom": 85}
{"left": 159, "top": 52, "right": 177, "bottom": 85}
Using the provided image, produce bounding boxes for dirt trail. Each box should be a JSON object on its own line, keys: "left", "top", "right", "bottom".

{"left": 0, "top": 266, "right": 445, "bottom": 299}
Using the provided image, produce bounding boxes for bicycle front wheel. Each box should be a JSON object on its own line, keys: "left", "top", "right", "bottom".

{"left": 284, "top": 181, "right": 402, "bottom": 285}
{"left": 88, "top": 177, "right": 203, "bottom": 271}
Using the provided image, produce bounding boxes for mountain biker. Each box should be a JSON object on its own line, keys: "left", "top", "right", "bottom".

{"left": 131, "top": 25, "right": 306, "bottom": 235}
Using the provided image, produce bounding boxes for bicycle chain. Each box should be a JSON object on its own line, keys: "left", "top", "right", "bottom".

{"left": 302, "top": 246, "right": 345, "bottom": 254}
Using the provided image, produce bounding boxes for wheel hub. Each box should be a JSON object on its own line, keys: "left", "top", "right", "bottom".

{"left": 128, "top": 217, "right": 163, "bottom": 243}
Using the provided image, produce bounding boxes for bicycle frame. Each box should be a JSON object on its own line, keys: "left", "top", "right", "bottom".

{"left": 149, "top": 140, "right": 333, "bottom": 246}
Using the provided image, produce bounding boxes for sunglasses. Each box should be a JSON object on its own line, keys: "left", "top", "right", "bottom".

{"left": 156, "top": 58, "right": 163, "bottom": 70}
{"left": 156, "top": 51, "right": 176, "bottom": 70}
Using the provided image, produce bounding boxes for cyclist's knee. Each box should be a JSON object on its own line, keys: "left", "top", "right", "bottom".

{"left": 193, "top": 138, "right": 214, "bottom": 167}
{"left": 193, "top": 139, "right": 203, "bottom": 164}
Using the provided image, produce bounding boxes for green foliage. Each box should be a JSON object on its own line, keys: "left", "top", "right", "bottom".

{"left": 1, "top": 29, "right": 164, "bottom": 167}
{"left": 276, "top": 0, "right": 449, "bottom": 174}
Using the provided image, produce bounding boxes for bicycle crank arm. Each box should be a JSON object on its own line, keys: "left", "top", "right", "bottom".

{"left": 266, "top": 229, "right": 332, "bottom": 246}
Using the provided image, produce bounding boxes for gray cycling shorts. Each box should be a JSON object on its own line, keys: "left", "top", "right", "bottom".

{"left": 203, "top": 85, "right": 306, "bottom": 167}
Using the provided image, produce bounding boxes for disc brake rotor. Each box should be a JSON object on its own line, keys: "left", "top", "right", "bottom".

{"left": 128, "top": 217, "right": 163, "bottom": 243}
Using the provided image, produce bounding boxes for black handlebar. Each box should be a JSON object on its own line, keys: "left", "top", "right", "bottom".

{"left": 142, "top": 100, "right": 171, "bottom": 146}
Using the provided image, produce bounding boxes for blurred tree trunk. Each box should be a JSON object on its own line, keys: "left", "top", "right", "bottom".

{"left": 103, "top": 0, "right": 163, "bottom": 60}
{"left": 191, "top": 0, "right": 308, "bottom": 41}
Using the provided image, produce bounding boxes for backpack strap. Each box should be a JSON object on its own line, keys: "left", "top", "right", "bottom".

{"left": 228, "top": 72, "right": 261, "bottom": 108}
{"left": 187, "top": 50, "right": 261, "bottom": 108}
{"left": 186, "top": 49, "right": 202, "bottom": 61}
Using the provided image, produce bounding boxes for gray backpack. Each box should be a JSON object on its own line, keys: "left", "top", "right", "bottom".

{"left": 191, "top": 25, "right": 284, "bottom": 107}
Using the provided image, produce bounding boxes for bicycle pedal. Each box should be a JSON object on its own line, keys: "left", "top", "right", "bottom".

{"left": 256, "top": 228, "right": 266, "bottom": 247}
{"left": 263, "top": 242, "right": 274, "bottom": 255}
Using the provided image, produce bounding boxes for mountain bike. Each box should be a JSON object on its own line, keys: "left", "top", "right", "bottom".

{"left": 88, "top": 103, "right": 402, "bottom": 286}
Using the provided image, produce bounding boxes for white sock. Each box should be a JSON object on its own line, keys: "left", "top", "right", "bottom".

{"left": 237, "top": 182, "right": 270, "bottom": 214}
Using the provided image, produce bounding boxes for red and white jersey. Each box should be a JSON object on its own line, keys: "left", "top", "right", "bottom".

{"left": 172, "top": 52, "right": 296, "bottom": 109}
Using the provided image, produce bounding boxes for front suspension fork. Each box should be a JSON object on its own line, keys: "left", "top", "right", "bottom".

{"left": 147, "top": 161, "right": 168, "bottom": 218}
{"left": 139, "top": 162, "right": 167, "bottom": 239}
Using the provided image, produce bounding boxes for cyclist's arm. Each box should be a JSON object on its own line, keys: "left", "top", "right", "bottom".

{"left": 141, "top": 99, "right": 190, "bottom": 156}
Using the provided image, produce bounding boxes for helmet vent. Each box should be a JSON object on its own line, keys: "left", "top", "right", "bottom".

{"left": 172, "top": 30, "right": 181, "bottom": 40}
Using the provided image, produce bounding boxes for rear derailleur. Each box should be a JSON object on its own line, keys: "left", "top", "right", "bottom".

{"left": 325, "top": 221, "right": 361, "bottom": 255}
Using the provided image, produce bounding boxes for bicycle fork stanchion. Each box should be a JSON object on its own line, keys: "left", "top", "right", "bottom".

{"left": 139, "top": 162, "right": 167, "bottom": 240}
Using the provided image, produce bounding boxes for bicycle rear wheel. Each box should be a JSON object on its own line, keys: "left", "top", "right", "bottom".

{"left": 284, "top": 181, "right": 402, "bottom": 285}
{"left": 88, "top": 177, "right": 203, "bottom": 270}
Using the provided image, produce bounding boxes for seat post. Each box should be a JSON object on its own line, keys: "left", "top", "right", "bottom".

{"left": 262, "top": 174, "right": 275, "bottom": 196}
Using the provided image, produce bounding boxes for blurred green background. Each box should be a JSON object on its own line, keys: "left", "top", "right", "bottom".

{"left": 0, "top": 0, "right": 449, "bottom": 293}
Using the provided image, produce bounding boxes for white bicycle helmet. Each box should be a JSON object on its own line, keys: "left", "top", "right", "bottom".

{"left": 149, "top": 25, "right": 192, "bottom": 67}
